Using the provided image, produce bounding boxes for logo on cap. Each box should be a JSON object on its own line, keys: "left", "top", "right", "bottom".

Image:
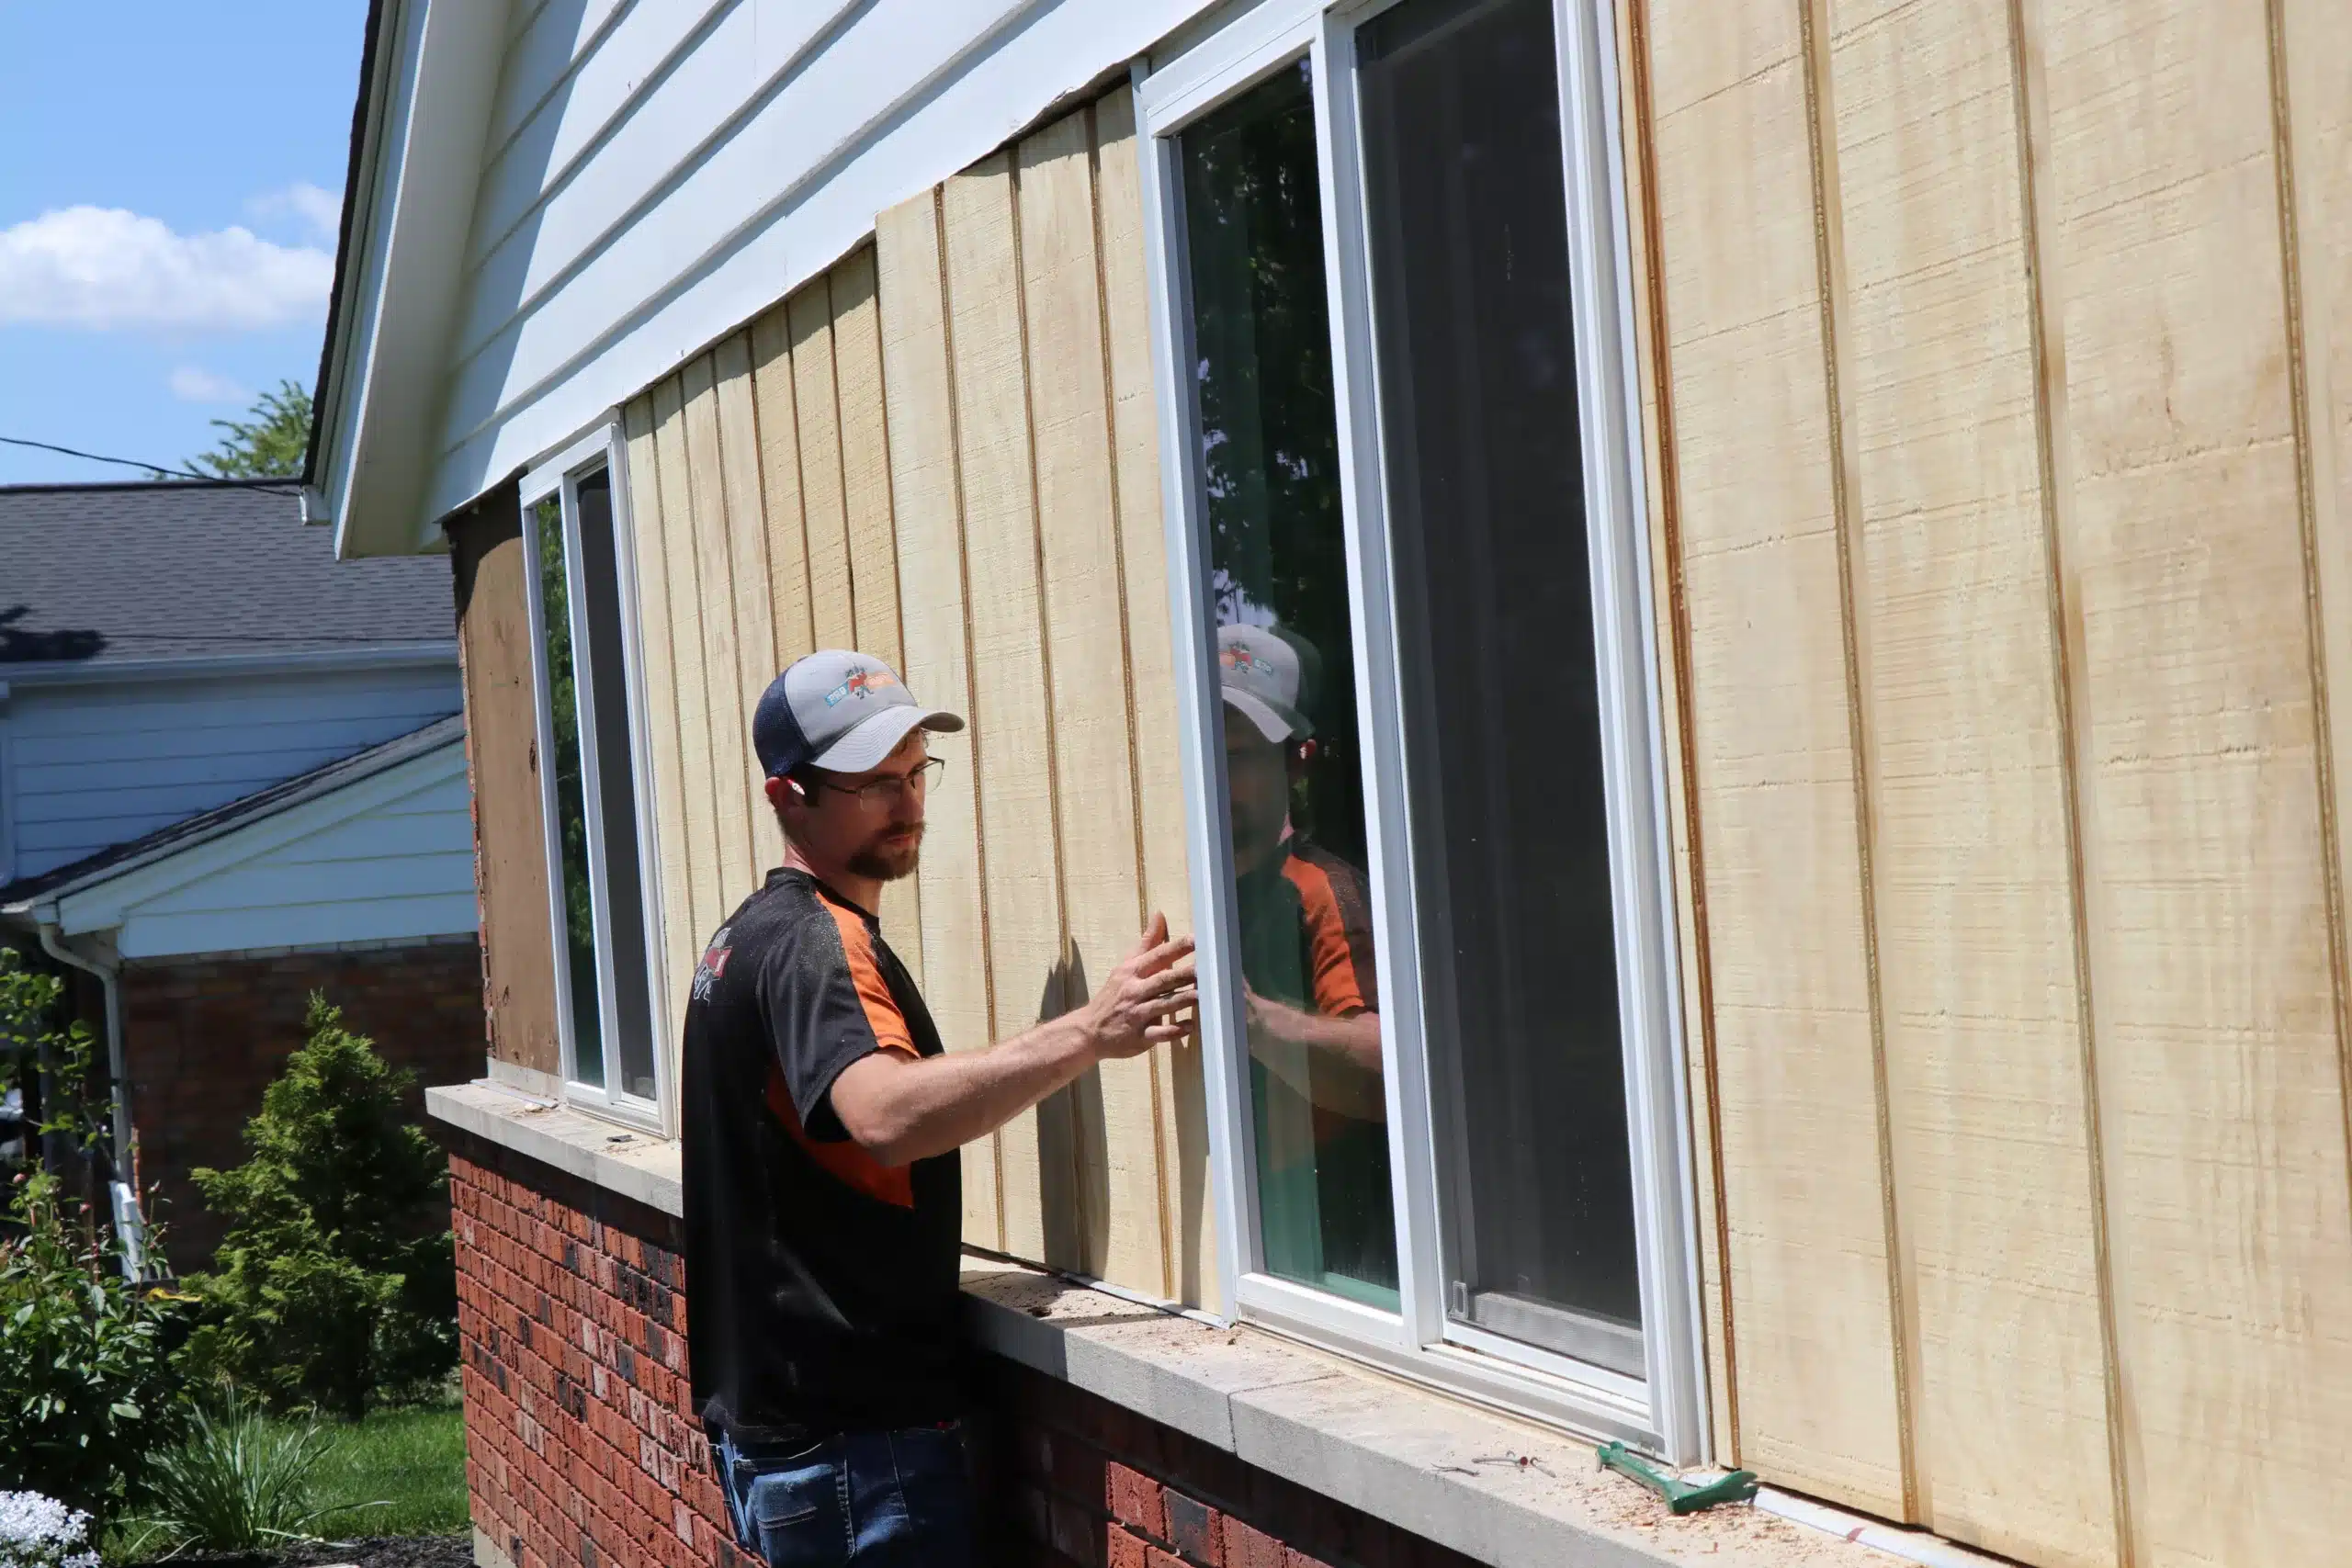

{"left": 823, "top": 667, "right": 900, "bottom": 707}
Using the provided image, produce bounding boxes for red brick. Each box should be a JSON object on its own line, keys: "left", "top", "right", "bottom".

{"left": 1106, "top": 1461, "right": 1165, "bottom": 1538}
{"left": 1221, "top": 1518, "right": 1285, "bottom": 1568}
{"left": 1050, "top": 1498, "right": 1103, "bottom": 1567}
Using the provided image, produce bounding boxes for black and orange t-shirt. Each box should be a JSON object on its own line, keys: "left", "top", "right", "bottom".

{"left": 682, "top": 868, "right": 963, "bottom": 1445}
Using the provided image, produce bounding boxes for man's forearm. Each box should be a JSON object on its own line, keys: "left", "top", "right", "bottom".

{"left": 839, "top": 1014, "right": 1099, "bottom": 1166}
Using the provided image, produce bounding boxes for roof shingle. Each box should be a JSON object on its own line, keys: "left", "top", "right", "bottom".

{"left": 0, "top": 479, "right": 452, "bottom": 666}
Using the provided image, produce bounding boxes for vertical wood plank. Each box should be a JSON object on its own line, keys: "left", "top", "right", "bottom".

{"left": 622, "top": 397, "right": 700, "bottom": 1041}
{"left": 1643, "top": 0, "right": 1905, "bottom": 1512}
{"left": 714, "top": 333, "right": 782, "bottom": 880}
{"left": 1616, "top": 0, "right": 1736, "bottom": 1455}
{"left": 790, "top": 283, "right": 857, "bottom": 652}
{"left": 944, "top": 152, "right": 1075, "bottom": 1269}
{"left": 877, "top": 186, "right": 1003, "bottom": 1251}
{"left": 751, "top": 303, "right": 817, "bottom": 670}
{"left": 651, "top": 375, "right": 722, "bottom": 955}
{"left": 2280, "top": 0, "right": 2352, "bottom": 1402}
{"left": 1826, "top": 0, "right": 2113, "bottom": 1557}
{"left": 2030, "top": 0, "right": 2352, "bottom": 1562}
{"left": 832, "top": 246, "right": 926, "bottom": 984}
{"left": 682, "top": 354, "right": 759, "bottom": 908}
{"left": 1018, "top": 105, "right": 1168, "bottom": 1295}
{"left": 1094, "top": 87, "right": 1215, "bottom": 1311}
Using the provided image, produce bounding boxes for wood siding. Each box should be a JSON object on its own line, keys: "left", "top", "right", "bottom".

{"left": 615, "top": 87, "right": 1207, "bottom": 1309}
{"left": 1624, "top": 0, "right": 2352, "bottom": 1562}
{"left": 451, "top": 489, "right": 561, "bottom": 1077}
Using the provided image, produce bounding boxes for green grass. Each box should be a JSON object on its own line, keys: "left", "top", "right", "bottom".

{"left": 306, "top": 1404, "right": 469, "bottom": 1540}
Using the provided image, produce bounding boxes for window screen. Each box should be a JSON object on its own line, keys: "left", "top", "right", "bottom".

{"left": 1360, "top": 0, "right": 1644, "bottom": 1370}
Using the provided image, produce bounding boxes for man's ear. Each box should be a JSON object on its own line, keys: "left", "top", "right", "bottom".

{"left": 763, "top": 773, "right": 805, "bottom": 813}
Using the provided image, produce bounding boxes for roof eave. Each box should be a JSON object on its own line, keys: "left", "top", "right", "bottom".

{"left": 308, "top": 0, "right": 509, "bottom": 560}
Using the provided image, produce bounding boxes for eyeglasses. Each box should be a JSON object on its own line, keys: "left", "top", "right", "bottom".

{"left": 807, "top": 756, "right": 946, "bottom": 809}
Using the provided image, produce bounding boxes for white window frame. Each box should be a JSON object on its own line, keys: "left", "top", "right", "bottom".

{"left": 519, "top": 422, "right": 673, "bottom": 1133}
{"left": 1136, "top": 0, "right": 1709, "bottom": 1462}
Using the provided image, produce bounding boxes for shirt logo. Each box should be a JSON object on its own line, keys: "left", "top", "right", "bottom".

{"left": 692, "top": 928, "right": 732, "bottom": 1002}
{"left": 823, "top": 667, "right": 899, "bottom": 706}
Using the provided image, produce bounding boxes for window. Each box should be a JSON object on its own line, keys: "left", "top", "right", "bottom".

{"left": 522, "top": 432, "right": 666, "bottom": 1122}
{"left": 1142, "top": 0, "right": 1706, "bottom": 1459}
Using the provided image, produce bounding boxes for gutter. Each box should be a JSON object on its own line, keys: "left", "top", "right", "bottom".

{"left": 0, "top": 639, "right": 458, "bottom": 690}
{"left": 33, "top": 919, "right": 145, "bottom": 1277}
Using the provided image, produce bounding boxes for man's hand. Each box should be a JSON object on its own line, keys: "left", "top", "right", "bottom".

{"left": 1080, "top": 913, "right": 1198, "bottom": 1060}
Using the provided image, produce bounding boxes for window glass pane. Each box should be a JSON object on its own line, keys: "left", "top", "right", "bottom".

{"left": 535, "top": 495, "right": 604, "bottom": 1089}
{"left": 574, "top": 470, "right": 658, "bottom": 1101}
{"left": 1179, "top": 58, "right": 1397, "bottom": 1309}
{"left": 1360, "top": 0, "right": 1645, "bottom": 1371}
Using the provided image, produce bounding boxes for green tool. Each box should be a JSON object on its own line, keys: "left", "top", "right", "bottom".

{"left": 1596, "top": 1442, "right": 1759, "bottom": 1515}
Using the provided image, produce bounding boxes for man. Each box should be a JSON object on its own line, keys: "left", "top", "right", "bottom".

{"left": 1216, "top": 624, "right": 1396, "bottom": 1294}
{"left": 682, "top": 649, "right": 1195, "bottom": 1565}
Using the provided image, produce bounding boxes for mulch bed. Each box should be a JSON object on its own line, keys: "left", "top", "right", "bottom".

{"left": 148, "top": 1536, "right": 471, "bottom": 1568}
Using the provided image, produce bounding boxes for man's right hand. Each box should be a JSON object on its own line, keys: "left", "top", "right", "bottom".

{"left": 1082, "top": 913, "right": 1198, "bottom": 1059}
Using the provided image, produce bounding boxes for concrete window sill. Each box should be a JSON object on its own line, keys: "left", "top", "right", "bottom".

{"left": 427, "top": 1080, "right": 1973, "bottom": 1568}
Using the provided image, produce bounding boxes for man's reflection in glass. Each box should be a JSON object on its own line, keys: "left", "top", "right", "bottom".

{"left": 1219, "top": 624, "right": 1396, "bottom": 1297}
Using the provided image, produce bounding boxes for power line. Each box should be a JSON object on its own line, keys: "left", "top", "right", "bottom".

{"left": 0, "top": 434, "right": 303, "bottom": 495}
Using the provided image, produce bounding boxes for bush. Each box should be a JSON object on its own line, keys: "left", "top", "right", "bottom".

{"left": 0, "top": 952, "right": 187, "bottom": 1529}
{"left": 121, "top": 1404, "right": 373, "bottom": 1556}
{"left": 183, "top": 996, "right": 457, "bottom": 1420}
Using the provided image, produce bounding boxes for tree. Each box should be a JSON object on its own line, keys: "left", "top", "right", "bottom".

{"left": 183, "top": 996, "right": 456, "bottom": 1419}
{"left": 189, "top": 380, "right": 312, "bottom": 479}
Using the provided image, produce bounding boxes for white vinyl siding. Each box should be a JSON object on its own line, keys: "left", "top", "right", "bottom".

{"left": 52, "top": 738, "right": 478, "bottom": 960}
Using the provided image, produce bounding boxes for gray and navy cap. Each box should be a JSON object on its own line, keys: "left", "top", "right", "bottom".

{"left": 752, "top": 649, "right": 965, "bottom": 778}
{"left": 1217, "top": 623, "right": 1313, "bottom": 744}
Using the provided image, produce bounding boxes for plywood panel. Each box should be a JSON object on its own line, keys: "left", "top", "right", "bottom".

{"left": 1824, "top": 0, "right": 2112, "bottom": 1557}
{"left": 650, "top": 374, "right": 722, "bottom": 956}
{"left": 831, "top": 246, "right": 925, "bottom": 984}
{"left": 1016, "top": 105, "right": 1167, "bottom": 1296}
{"left": 750, "top": 303, "right": 817, "bottom": 668}
{"left": 789, "top": 283, "right": 857, "bottom": 653}
{"left": 713, "top": 333, "right": 781, "bottom": 882}
{"left": 1093, "top": 88, "right": 1215, "bottom": 1312}
{"left": 1644, "top": 0, "right": 1905, "bottom": 1510}
{"left": 876, "top": 187, "right": 1002, "bottom": 1251}
{"left": 681, "top": 353, "right": 760, "bottom": 908}
{"left": 621, "top": 396, "right": 699, "bottom": 1041}
{"left": 943, "top": 152, "right": 1075, "bottom": 1270}
{"left": 448, "top": 487, "right": 561, "bottom": 1076}
{"left": 2032, "top": 0, "right": 2352, "bottom": 1561}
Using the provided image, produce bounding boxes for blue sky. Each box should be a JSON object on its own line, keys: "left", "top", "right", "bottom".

{"left": 0, "top": 2, "right": 368, "bottom": 485}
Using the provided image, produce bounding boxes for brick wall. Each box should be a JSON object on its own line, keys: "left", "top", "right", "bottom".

{"left": 450, "top": 1139, "right": 738, "bottom": 1568}
{"left": 980, "top": 1358, "right": 1482, "bottom": 1568}
{"left": 447, "top": 1131, "right": 1482, "bottom": 1568}
{"left": 122, "top": 938, "right": 486, "bottom": 1266}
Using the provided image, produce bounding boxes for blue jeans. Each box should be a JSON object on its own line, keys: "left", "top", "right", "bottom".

{"left": 714, "top": 1424, "right": 978, "bottom": 1567}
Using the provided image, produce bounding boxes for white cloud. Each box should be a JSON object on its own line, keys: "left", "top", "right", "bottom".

{"left": 168, "top": 365, "right": 251, "bottom": 404}
{"left": 248, "top": 181, "right": 344, "bottom": 243}
{"left": 0, "top": 206, "right": 333, "bottom": 331}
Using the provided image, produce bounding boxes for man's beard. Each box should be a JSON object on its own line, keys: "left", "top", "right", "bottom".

{"left": 847, "top": 824, "right": 924, "bottom": 882}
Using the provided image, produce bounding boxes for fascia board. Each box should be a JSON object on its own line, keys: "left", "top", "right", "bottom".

{"left": 328, "top": 0, "right": 512, "bottom": 560}
{"left": 51, "top": 740, "right": 469, "bottom": 936}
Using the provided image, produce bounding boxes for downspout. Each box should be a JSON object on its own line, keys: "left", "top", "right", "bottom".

{"left": 36, "top": 919, "right": 142, "bottom": 1273}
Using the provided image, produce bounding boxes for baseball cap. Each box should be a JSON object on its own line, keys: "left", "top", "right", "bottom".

{"left": 752, "top": 649, "right": 965, "bottom": 778}
{"left": 1217, "top": 624, "right": 1313, "bottom": 744}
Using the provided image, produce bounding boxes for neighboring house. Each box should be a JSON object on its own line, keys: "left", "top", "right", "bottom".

{"left": 0, "top": 479, "right": 481, "bottom": 1264}
{"left": 304, "top": 6, "right": 2350, "bottom": 1568}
